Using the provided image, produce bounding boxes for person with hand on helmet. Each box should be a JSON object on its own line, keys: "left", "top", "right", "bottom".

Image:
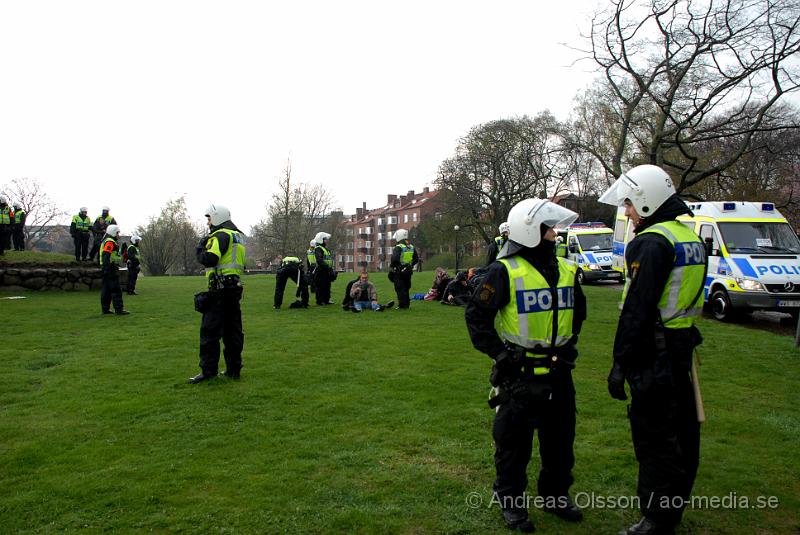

{"left": 126, "top": 235, "right": 142, "bottom": 295}
{"left": 313, "top": 232, "right": 335, "bottom": 305}
{"left": 89, "top": 206, "right": 116, "bottom": 262}
{"left": 600, "top": 165, "right": 705, "bottom": 535}
{"left": 99, "top": 224, "right": 129, "bottom": 316}
{"left": 389, "top": 228, "right": 419, "bottom": 309}
{"left": 189, "top": 204, "right": 247, "bottom": 384}
{"left": 487, "top": 221, "right": 510, "bottom": 265}
{"left": 70, "top": 207, "right": 93, "bottom": 261}
{"left": 465, "top": 199, "right": 586, "bottom": 533}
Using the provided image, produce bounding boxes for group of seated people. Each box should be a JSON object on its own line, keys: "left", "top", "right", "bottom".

{"left": 423, "top": 266, "right": 485, "bottom": 306}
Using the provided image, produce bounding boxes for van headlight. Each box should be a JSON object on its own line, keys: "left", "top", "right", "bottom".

{"left": 588, "top": 263, "right": 601, "bottom": 271}
{"left": 735, "top": 277, "right": 765, "bottom": 292}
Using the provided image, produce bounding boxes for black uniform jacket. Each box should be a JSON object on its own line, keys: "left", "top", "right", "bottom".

{"left": 466, "top": 241, "right": 586, "bottom": 359}
{"left": 390, "top": 241, "right": 420, "bottom": 270}
{"left": 612, "top": 195, "right": 699, "bottom": 370}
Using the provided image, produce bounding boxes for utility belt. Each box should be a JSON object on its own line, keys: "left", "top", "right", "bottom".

{"left": 508, "top": 342, "right": 578, "bottom": 376}
{"left": 209, "top": 273, "right": 242, "bottom": 290}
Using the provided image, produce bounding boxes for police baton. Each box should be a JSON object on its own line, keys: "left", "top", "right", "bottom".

{"left": 691, "top": 349, "right": 706, "bottom": 424}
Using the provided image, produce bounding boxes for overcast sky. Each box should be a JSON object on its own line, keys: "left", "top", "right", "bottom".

{"left": 1, "top": 0, "right": 603, "bottom": 234}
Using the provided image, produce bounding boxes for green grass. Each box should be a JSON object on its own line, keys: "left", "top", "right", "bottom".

{"left": 0, "top": 250, "right": 78, "bottom": 265}
{"left": 0, "top": 273, "right": 798, "bottom": 534}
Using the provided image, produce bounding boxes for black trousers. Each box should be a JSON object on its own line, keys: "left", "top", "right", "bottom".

{"left": 492, "top": 370, "right": 576, "bottom": 510}
{"left": 199, "top": 287, "right": 244, "bottom": 375}
{"left": 127, "top": 264, "right": 140, "bottom": 293}
{"left": 12, "top": 227, "right": 24, "bottom": 250}
{"left": 629, "top": 372, "right": 700, "bottom": 526}
{"left": 274, "top": 264, "right": 308, "bottom": 307}
{"left": 74, "top": 233, "right": 90, "bottom": 260}
{"left": 314, "top": 269, "right": 332, "bottom": 305}
{"left": 89, "top": 235, "right": 103, "bottom": 261}
{"left": 393, "top": 271, "right": 413, "bottom": 308}
{"left": 100, "top": 270, "right": 124, "bottom": 313}
{"left": 0, "top": 227, "right": 9, "bottom": 254}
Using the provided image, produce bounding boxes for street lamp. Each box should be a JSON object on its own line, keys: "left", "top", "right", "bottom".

{"left": 454, "top": 225, "right": 460, "bottom": 271}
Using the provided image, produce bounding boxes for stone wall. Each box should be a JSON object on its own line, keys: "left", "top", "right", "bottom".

{"left": 0, "top": 266, "right": 128, "bottom": 291}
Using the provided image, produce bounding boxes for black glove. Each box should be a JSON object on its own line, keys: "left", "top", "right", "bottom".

{"left": 607, "top": 362, "right": 627, "bottom": 401}
{"left": 490, "top": 350, "right": 520, "bottom": 387}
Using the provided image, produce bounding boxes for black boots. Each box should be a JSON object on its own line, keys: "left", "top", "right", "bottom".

{"left": 543, "top": 496, "right": 583, "bottom": 522}
{"left": 619, "top": 517, "right": 676, "bottom": 535}
{"left": 501, "top": 508, "right": 535, "bottom": 533}
{"left": 188, "top": 372, "right": 217, "bottom": 384}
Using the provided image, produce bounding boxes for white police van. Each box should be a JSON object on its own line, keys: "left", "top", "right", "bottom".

{"left": 676, "top": 201, "right": 800, "bottom": 321}
{"left": 556, "top": 223, "right": 622, "bottom": 284}
{"left": 611, "top": 208, "right": 635, "bottom": 279}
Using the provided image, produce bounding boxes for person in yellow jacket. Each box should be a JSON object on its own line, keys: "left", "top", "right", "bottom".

{"left": 0, "top": 197, "right": 10, "bottom": 255}
{"left": 70, "top": 207, "right": 93, "bottom": 261}
{"left": 189, "top": 204, "right": 246, "bottom": 384}
{"left": 465, "top": 199, "right": 586, "bottom": 532}
{"left": 98, "top": 225, "right": 129, "bottom": 316}
{"left": 600, "top": 164, "right": 706, "bottom": 535}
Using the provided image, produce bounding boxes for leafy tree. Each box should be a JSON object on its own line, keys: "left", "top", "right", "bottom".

{"left": 135, "top": 197, "right": 201, "bottom": 276}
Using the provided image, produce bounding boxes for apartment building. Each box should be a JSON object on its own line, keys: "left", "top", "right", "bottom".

{"left": 339, "top": 187, "right": 441, "bottom": 272}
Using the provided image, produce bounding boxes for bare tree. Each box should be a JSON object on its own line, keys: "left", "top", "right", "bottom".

{"left": 0, "top": 177, "right": 68, "bottom": 249}
{"left": 435, "top": 114, "right": 570, "bottom": 244}
{"left": 571, "top": 0, "right": 800, "bottom": 190}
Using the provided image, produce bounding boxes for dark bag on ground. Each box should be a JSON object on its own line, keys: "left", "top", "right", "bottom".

{"left": 194, "top": 291, "right": 210, "bottom": 313}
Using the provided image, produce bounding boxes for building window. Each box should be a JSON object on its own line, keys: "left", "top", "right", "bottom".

{"left": 365, "top": 255, "right": 373, "bottom": 262}
{"left": 404, "top": 214, "right": 409, "bottom": 223}
{"left": 412, "top": 212, "right": 418, "bottom": 222}
{"left": 366, "top": 241, "right": 372, "bottom": 248}
{"left": 377, "top": 217, "right": 384, "bottom": 225}
{"left": 388, "top": 216, "right": 398, "bottom": 224}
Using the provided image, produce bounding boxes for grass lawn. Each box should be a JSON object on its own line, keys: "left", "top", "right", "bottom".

{"left": 0, "top": 272, "right": 798, "bottom": 534}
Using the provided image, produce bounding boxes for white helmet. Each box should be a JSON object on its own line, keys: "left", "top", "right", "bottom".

{"left": 499, "top": 221, "right": 510, "bottom": 235}
{"left": 205, "top": 204, "right": 231, "bottom": 226}
{"left": 106, "top": 224, "right": 120, "bottom": 238}
{"left": 314, "top": 232, "right": 331, "bottom": 244}
{"left": 598, "top": 164, "right": 676, "bottom": 216}
{"left": 310, "top": 240, "right": 317, "bottom": 247}
{"left": 393, "top": 228, "right": 409, "bottom": 241}
{"left": 131, "top": 235, "right": 142, "bottom": 244}
{"left": 102, "top": 206, "right": 110, "bottom": 212}
{"left": 79, "top": 206, "right": 88, "bottom": 213}
{"left": 506, "top": 199, "right": 578, "bottom": 249}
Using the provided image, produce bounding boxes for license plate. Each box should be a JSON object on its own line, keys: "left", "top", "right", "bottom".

{"left": 777, "top": 300, "right": 800, "bottom": 307}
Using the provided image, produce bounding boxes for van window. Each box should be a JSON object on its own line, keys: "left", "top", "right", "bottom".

{"left": 699, "top": 224, "right": 720, "bottom": 253}
{"left": 718, "top": 222, "right": 800, "bottom": 254}
{"left": 614, "top": 220, "right": 626, "bottom": 242}
{"left": 577, "top": 233, "right": 613, "bottom": 251}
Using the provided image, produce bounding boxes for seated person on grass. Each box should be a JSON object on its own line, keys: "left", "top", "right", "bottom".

{"left": 349, "top": 271, "right": 393, "bottom": 312}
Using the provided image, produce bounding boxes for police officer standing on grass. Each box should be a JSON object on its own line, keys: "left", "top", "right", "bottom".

{"left": 465, "top": 198, "right": 586, "bottom": 533}
{"left": 599, "top": 165, "right": 706, "bottom": 535}
{"left": 273, "top": 255, "right": 309, "bottom": 309}
{"left": 313, "top": 232, "right": 335, "bottom": 305}
{"left": 99, "top": 224, "right": 129, "bottom": 316}
{"left": 70, "top": 207, "right": 93, "bottom": 261}
{"left": 189, "top": 204, "right": 246, "bottom": 384}
{"left": 486, "top": 221, "right": 510, "bottom": 265}
{"left": 306, "top": 239, "right": 317, "bottom": 293}
{"left": 126, "top": 235, "right": 142, "bottom": 295}
{"left": 11, "top": 203, "right": 25, "bottom": 251}
{"left": 389, "top": 228, "right": 419, "bottom": 309}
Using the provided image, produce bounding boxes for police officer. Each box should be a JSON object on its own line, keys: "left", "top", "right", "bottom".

{"left": 0, "top": 197, "right": 10, "bottom": 255}
{"left": 313, "top": 232, "right": 335, "bottom": 305}
{"left": 486, "top": 221, "right": 510, "bottom": 265}
{"left": 70, "top": 207, "right": 93, "bottom": 261}
{"left": 89, "top": 206, "right": 116, "bottom": 261}
{"left": 465, "top": 199, "right": 586, "bottom": 533}
{"left": 189, "top": 204, "right": 246, "bottom": 384}
{"left": 599, "top": 165, "right": 706, "bottom": 535}
{"left": 306, "top": 239, "right": 317, "bottom": 293}
{"left": 11, "top": 203, "right": 25, "bottom": 250}
{"left": 274, "top": 255, "right": 309, "bottom": 309}
{"left": 389, "top": 228, "right": 419, "bottom": 309}
{"left": 126, "top": 235, "right": 142, "bottom": 295}
{"left": 99, "top": 224, "right": 129, "bottom": 316}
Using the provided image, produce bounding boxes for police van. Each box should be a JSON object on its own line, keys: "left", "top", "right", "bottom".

{"left": 676, "top": 201, "right": 800, "bottom": 321}
{"left": 556, "top": 223, "right": 622, "bottom": 284}
{"left": 611, "top": 207, "right": 635, "bottom": 279}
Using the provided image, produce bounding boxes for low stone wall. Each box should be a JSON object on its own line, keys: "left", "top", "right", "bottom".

{"left": 0, "top": 266, "right": 128, "bottom": 291}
